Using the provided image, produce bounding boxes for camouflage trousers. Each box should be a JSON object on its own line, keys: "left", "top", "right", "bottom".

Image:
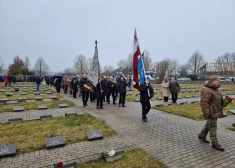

{"left": 199, "top": 118, "right": 218, "bottom": 145}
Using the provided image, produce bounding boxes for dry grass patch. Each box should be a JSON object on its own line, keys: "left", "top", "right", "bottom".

{"left": 76, "top": 149, "right": 165, "bottom": 168}
{"left": 0, "top": 114, "right": 116, "bottom": 153}
{"left": 153, "top": 103, "right": 231, "bottom": 121}
{"left": 227, "top": 126, "right": 235, "bottom": 131}
{"left": 0, "top": 100, "right": 74, "bottom": 112}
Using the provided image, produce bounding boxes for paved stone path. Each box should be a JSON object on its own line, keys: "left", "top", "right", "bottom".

{"left": 0, "top": 87, "right": 235, "bottom": 168}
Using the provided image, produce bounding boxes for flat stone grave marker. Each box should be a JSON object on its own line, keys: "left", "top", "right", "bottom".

{"left": 40, "top": 114, "right": 52, "bottom": 120}
{"left": 0, "top": 90, "right": 6, "bottom": 92}
{"left": 179, "top": 102, "right": 188, "bottom": 105}
{"left": 65, "top": 113, "right": 77, "bottom": 117}
{"left": 33, "top": 89, "right": 37, "bottom": 91}
{"left": 18, "top": 98, "right": 26, "bottom": 102}
{"left": 34, "top": 92, "right": 40, "bottom": 95}
{"left": 178, "top": 96, "right": 182, "bottom": 99}
{"left": 13, "top": 107, "right": 24, "bottom": 112}
{"left": 191, "top": 101, "right": 199, "bottom": 104}
{"left": 157, "top": 97, "right": 163, "bottom": 100}
{"left": 154, "top": 92, "right": 158, "bottom": 95}
{"left": 38, "top": 105, "right": 48, "bottom": 110}
{"left": 155, "top": 104, "right": 164, "bottom": 107}
{"left": 86, "top": 130, "right": 103, "bottom": 141}
{"left": 192, "top": 95, "right": 199, "bottom": 98}
{"left": 232, "top": 123, "right": 235, "bottom": 127}
{"left": 59, "top": 104, "right": 68, "bottom": 108}
{"left": 46, "top": 92, "right": 52, "bottom": 95}
{"left": 135, "top": 93, "right": 140, "bottom": 96}
{"left": 169, "top": 97, "right": 172, "bottom": 100}
{"left": 50, "top": 96, "right": 58, "bottom": 100}
{"left": 229, "top": 109, "right": 235, "bottom": 115}
{"left": 135, "top": 99, "right": 140, "bottom": 102}
{"left": 185, "top": 96, "right": 190, "bottom": 98}
{"left": 46, "top": 136, "right": 65, "bottom": 148}
{"left": 0, "top": 98, "right": 8, "bottom": 104}
{"left": 8, "top": 118, "right": 23, "bottom": 124}
{"left": 6, "top": 93, "right": 13, "bottom": 96}
{"left": 35, "top": 97, "right": 43, "bottom": 101}
{"left": 156, "top": 88, "right": 160, "bottom": 90}
{"left": 21, "top": 92, "right": 27, "bottom": 95}
{"left": 0, "top": 144, "right": 17, "bottom": 157}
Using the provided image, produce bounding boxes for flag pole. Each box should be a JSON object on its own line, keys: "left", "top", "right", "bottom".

{"left": 141, "top": 50, "right": 151, "bottom": 104}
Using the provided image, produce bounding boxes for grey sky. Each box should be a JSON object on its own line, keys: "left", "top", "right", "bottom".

{"left": 0, "top": 0, "right": 235, "bottom": 73}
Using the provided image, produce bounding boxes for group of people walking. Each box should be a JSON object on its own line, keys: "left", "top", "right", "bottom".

{"left": 59, "top": 74, "right": 129, "bottom": 108}
{"left": 161, "top": 77, "right": 180, "bottom": 103}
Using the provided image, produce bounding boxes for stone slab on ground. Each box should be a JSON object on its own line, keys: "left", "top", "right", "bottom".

{"left": 46, "top": 92, "right": 52, "bottom": 95}
{"left": 86, "top": 130, "right": 103, "bottom": 141}
{"left": 34, "top": 92, "right": 40, "bottom": 95}
{"left": 229, "top": 109, "right": 235, "bottom": 115}
{"left": 155, "top": 104, "right": 164, "bottom": 107}
{"left": 35, "top": 97, "right": 43, "bottom": 101}
{"left": 0, "top": 90, "right": 6, "bottom": 92}
{"left": 13, "top": 107, "right": 24, "bottom": 112}
{"left": 0, "top": 144, "right": 17, "bottom": 157}
{"left": 0, "top": 98, "right": 8, "bottom": 104}
{"left": 157, "top": 97, "right": 163, "bottom": 100}
{"left": 38, "top": 105, "right": 48, "bottom": 110}
{"left": 46, "top": 136, "right": 65, "bottom": 148}
{"left": 65, "top": 113, "right": 77, "bottom": 117}
{"left": 191, "top": 101, "right": 199, "bottom": 104}
{"left": 8, "top": 118, "right": 23, "bottom": 124}
{"left": 59, "top": 104, "right": 68, "bottom": 108}
{"left": 40, "top": 115, "right": 52, "bottom": 120}
{"left": 18, "top": 98, "right": 26, "bottom": 102}
{"left": 50, "top": 96, "right": 58, "bottom": 100}
{"left": 134, "top": 99, "right": 140, "bottom": 102}
{"left": 21, "top": 92, "right": 27, "bottom": 95}
{"left": 179, "top": 102, "right": 188, "bottom": 105}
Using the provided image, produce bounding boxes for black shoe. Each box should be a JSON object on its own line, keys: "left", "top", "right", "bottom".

{"left": 198, "top": 136, "right": 210, "bottom": 143}
{"left": 96, "top": 106, "right": 99, "bottom": 109}
{"left": 100, "top": 107, "right": 104, "bottom": 109}
{"left": 142, "top": 118, "right": 147, "bottom": 122}
{"left": 212, "top": 144, "right": 224, "bottom": 151}
{"left": 232, "top": 123, "right": 235, "bottom": 127}
{"left": 83, "top": 105, "right": 86, "bottom": 107}
{"left": 122, "top": 105, "right": 126, "bottom": 107}
{"left": 113, "top": 103, "right": 117, "bottom": 105}
{"left": 108, "top": 102, "right": 110, "bottom": 104}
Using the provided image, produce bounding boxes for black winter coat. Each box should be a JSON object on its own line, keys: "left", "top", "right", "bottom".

{"left": 117, "top": 79, "right": 128, "bottom": 93}
{"left": 139, "top": 82, "right": 154, "bottom": 103}
{"left": 108, "top": 80, "right": 117, "bottom": 94}
{"left": 79, "top": 78, "right": 90, "bottom": 91}
{"left": 96, "top": 81, "right": 105, "bottom": 99}
{"left": 35, "top": 76, "right": 41, "bottom": 84}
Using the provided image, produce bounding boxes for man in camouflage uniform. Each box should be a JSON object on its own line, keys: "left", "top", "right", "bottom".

{"left": 198, "top": 75, "right": 225, "bottom": 151}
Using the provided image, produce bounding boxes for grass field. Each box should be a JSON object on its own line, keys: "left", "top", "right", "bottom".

{"left": 76, "top": 149, "right": 166, "bottom": 168}
{"left": 0, "top": 100, "right": 75, "bottom": 112}
{"left": 153, "top": 103, "right": 233, "bottom": 121}
{"left": 0, "top": 114, "right": 116, "bottom": 153}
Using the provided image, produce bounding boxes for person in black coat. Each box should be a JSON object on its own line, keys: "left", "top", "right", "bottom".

{"left": 117, "top": 76, "right": 128, "bottom": 107}
{"left": 79, "top": 74, "right": 90, "bottom": 107}
{"left": 102, "top": 76, "right": 109, "bottom": 103}
{"left": 96, "top": 76, "right": 104, "bottom": 109}
{"left": 108, "top": 76, "right": 117, "bottom": 105}
{"left": 139, "top": 77, "right": 154, "bottom": 122}
{"left": 55, "top": 77, "right": 62, "bottom": 93}
{"left": 71, "top": 75, "right": 79, "bottom": 98}
{"left": 35, "top": 75, "right": 41, "bottom": 91}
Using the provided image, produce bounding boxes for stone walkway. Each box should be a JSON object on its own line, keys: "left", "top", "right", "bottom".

{"left": 0, "top": 89, "right": 235, "bottom": 168}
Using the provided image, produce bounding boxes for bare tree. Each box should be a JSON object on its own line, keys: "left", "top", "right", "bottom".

{"left": 103, "top": 65, "right": 115, "bottom": 73}
{"left": 178, "top": 64, "right": 188, "bottom": 77}
{"left": 0, "top": 56, "right": 4, "bottom": 73}
{"left": 117, "top": 60, "right": 127, "bottom": 69}
{"left": 126, "top": 53, "right": 133, "bottom": 69}
{"left": 187, "top": 51, "right": 205, "bottom": 75}
{"left": 25, "top": 56, "right": 31, "bottom": 70}
{"left": 33, "top": 57, "right": 49, "bottom": 76}
{"left": 215, "top": 52, "right": 235, "bottom": 75}
{"left": 153, "top": 59, "right": 178, "bottom": 81}
{"left": 86, "top": 58, "right": 92, "bottom": 72}
{"left": 63, "top": 68, "right": 74, "bottom": 74}
{"left": 74, "top": 54, "right": 88, "bottom": 74}
{"left": 143, "top": 50, "right": 153, "bottom": 71}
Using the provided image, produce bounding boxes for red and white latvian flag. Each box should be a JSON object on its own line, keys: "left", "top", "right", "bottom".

{"left": 132, "top": 29, "right": 141, "bottom": 90}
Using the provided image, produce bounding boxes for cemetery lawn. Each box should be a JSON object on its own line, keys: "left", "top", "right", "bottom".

{"left": 0, "top": 94, "right": 63, "bottom": 101}
{"left": 0, "top": 114, "right": 116, "bottom": 153}
{"left": 0, "top": 100, "right": 74, "bottom": 112}
{"left": 227, "top": 126, "right": 235, "bottom": 131}
{"left": 153, "top": 103, "right": 232, "bottom": 121}
{"left": 76, "top": 149, "right": 166, "bottom": 168}
{"left": 153, "top": 103, "right": 203, "bottom": 120}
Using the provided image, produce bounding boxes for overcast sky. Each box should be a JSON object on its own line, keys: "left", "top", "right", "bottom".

{"left": 0, "top": 0, "right": 235, "bottom": 73}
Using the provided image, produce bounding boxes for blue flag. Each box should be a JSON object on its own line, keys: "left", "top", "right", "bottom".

{"left": 138, "top": 52, "right": 145, "bottom": 85}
